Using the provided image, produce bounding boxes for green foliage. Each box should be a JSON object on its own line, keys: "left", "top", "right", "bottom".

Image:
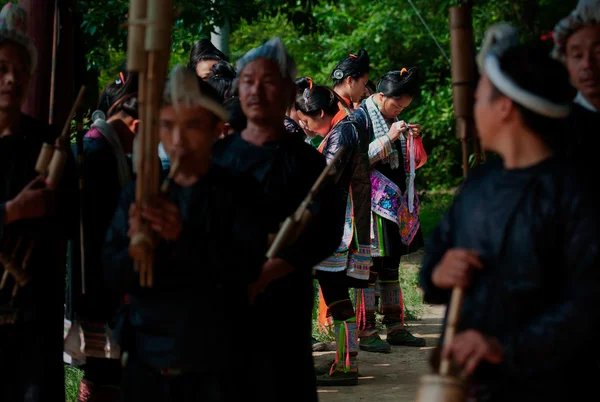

{"left": 78, "top": 0, "right": 577, "bottom": 186}
{"left": 229, "top": 0, "right": 577, "bottom": 188}
{"left": 64, "top": 365, "right": 83, "bottom": 402}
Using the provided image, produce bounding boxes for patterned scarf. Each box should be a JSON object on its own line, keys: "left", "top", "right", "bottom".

{"left": 366, "top": 96, "right": 400, "bottom": 169}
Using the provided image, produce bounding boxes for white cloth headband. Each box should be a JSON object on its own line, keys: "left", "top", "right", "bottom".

{"left": 484, "top": 54, "right": 570, "bottom": 118}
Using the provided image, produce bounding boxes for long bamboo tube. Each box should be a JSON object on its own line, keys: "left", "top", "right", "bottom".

{"left": 127, "top": 0, "right": 174, "bottom": 287}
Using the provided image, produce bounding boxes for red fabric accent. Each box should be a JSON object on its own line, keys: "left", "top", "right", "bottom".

{"left": 405, "top": 135, "right": 427, "bottom": 171}
{"left": 331, "top": 108, "right": 348, "bottom": 128}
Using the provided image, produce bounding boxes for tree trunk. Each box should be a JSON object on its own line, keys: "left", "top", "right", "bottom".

{"left": 211, "top": 22, "right": 230, "bottom": 58}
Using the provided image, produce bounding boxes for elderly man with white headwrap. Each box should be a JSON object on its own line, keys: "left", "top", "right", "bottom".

{"left": 212, "top": 37, "right": 344, "bottom": 401}
{"left": 552, "top": 0, "right": 600, "bottom": 165}
{"left": 0, "top": 3, "right": 78, "bottom": 401}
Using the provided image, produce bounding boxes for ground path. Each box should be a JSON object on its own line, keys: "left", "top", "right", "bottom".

{"left": 316, "top": 250, "right": 444, "bottom": 401}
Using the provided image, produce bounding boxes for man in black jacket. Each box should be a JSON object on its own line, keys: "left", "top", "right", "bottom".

{"left": 420, "top": 33, "right": 600, "bottom": 401}
{"left": 212, "top": 37, "right": 344, "bottom": 401}
{"left": 0, "top": 4, "right": 78, "bottom": 401}
{"left": 104, "top": 66, "right": 268, "bottom": 402}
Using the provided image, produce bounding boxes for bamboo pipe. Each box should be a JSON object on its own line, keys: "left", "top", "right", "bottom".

{"left": 2, "top": 87, "right": 86, "bottom": 295}
{"left": 439, "top": 288, "right": 464, "bottom": 375}
{"left": 47, "top": 86, "right": 86, "bottom": 189}
{"left": 11, "top": 240, "right": 34, "bottom": 297}
{"left": 128, "top": 0, "right": 174, "bottom": 288}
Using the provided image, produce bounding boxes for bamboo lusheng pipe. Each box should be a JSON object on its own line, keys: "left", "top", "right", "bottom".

{"left": 439, "top": 288, "right": 464, "bottom": 375}
{"left": 0, "top": 237, "right": 29, "bottom": 289}
{"left": 450, "top": 6, "right": 477, "bottom": 178}
{"left": 128, "top": 0, "right": 174, "bottom": 288}
{"left": 266, "top": 146, "right": 345, "bottom": 259}
{"left": 1, "top": 87, "right": 86, "bottom": 295}
{"left": 11, "top": 241, "right": 34, "bottom": 297}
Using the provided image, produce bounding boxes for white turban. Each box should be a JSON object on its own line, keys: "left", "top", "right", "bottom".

{"left": 236, "top": 37, "right": 297, "bottom": 81}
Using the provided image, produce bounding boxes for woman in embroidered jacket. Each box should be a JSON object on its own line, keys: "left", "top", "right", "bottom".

{"left": 295, "top": 79, "right": 371, "bottom": 386}
{"left": 353, "top": 68, "right": 427, "bottom": 353}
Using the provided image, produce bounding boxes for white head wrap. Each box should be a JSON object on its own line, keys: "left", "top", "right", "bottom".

{"left": 479, "top": 24, "right": 570, "bottom": 118}
{"left": 552, "top": 0, "right": 600, "bottom": 61}
{"left": 476, "top": 23, "right": 519, "bottom": 70}
{"left": 0, "top": 3, "right": 37, "bottom": 73}
{"left": 236, "top": 37, "right": 297, "bottom": 80}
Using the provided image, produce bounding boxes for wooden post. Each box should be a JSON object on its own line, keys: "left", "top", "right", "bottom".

{"left": 18, "top": 0, "right": 55, "bottom": 122}
{"left": 450, "top": 2, "right": 477, "bottom": 178}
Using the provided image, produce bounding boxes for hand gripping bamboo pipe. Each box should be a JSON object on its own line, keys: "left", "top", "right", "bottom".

{"left": 126, "top": 0, "right": 174, "bottom": 288}
{"left": 0, "top": 87, "right": 86, "bottom": 296}
{"left": 414, "top": 288, "right": 466, "bottom": 402}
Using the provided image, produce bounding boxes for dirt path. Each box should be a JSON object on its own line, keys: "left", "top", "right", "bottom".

{"left": 315, "top": 305, "right": 444, "bottom": 401}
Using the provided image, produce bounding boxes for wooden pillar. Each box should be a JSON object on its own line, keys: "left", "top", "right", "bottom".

{"left": 54, "top": 0, "right": 76, "bottom": 128}
{"left": 18, "top": 0, "right": 54, "bottom": 123}
{"left": 18, "top": 0, "right": 76, "bottom": 127}
{"left": 450, "top": 3, "right": 476, "bottom": 178}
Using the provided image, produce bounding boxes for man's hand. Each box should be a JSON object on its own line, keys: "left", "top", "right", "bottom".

{"left": 432, "top": 248, "right": 483, "bottom": 289}
{"left": 443, "top": 330, "right": 504, "bottom": 375}
{"left": 249, "top": 258, "right": 294, "bottom": 303}
{"left": 5, "top": 176, "right": 55, "bottom": 223}
{"left": 140, "top": 197, "right": 182, "bottom": 241}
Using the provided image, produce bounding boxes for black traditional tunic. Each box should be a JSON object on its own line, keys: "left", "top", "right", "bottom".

{"left": 420, "top": 158, "right": 600, "bottom": 402}
{"left": 103, "top": 165, "right": 268, "bottom": 401}
{"left": 314, "top": 114, "right": 371, "bottom": 287}
{"left": 211, "top": 132, "right": 345, "bottom": 402}
{"left": 68, "top": 138, "right": 129, "bottom": 322}
{"left": 561, "top": 103, "right": 600, "bottom": 177}
{"left": 0, "top": 114, "right": 78, "bottom": 402}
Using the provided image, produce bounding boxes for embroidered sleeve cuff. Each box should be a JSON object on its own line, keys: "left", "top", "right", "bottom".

{"left": 368, "top": 135, "right": 393, "bottom": 164}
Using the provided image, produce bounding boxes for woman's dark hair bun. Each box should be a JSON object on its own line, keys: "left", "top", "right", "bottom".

{"left": 331, "top": 49, "right": 370, "bottom": 86}
{"left": 295, "top": 77, "right": 312, "bottom": 91}
{"left": 210, "top": 61, "right": 237, "bottom": 80}
{"left": 377, "top": 67, "right": 420, "bottom": 98}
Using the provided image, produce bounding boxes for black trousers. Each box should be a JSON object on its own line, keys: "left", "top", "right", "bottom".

{"left": 0, "top": 319, "right": 64, "bottom": 402}
{"left": 121, "top": 354, "right": 240, "bottom": 402}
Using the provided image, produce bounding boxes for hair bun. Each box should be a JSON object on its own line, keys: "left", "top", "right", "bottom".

{"left": 295, "top": 77, "right": 313, "bottom": 90}
{"left": 210, "top": 61, "right": 236, "bottom": 80}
